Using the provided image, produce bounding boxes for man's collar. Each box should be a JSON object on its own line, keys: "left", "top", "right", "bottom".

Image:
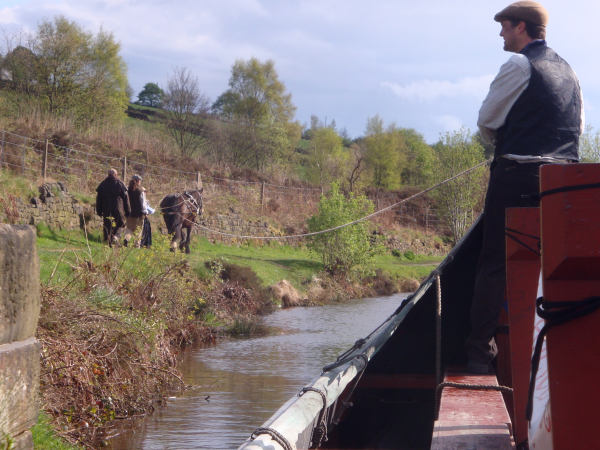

{"left": 520, "top": 39, "right": 546, "bottom": 53}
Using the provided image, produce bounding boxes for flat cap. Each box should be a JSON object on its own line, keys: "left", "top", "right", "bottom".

{"left": 494, "top": 1, "right": 549, "bottom": 26}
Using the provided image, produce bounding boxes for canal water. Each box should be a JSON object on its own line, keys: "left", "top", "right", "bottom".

{"left": 110, "top": 293, "right": 406, "bottom": 449}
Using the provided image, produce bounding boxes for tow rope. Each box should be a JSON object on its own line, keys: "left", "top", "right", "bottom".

{"left": 526, "top": 295, "right": 600, "bottom": 421}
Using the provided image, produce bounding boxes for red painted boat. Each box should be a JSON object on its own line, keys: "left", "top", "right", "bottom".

{"left": 240, "top": 163, "right": 600, "bottom": 450}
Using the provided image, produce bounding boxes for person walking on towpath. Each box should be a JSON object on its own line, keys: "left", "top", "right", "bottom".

{"left": 466, "top": 0, "right": 584, "bottom": 374}
{"left": 96, "top": 168, "right": 130, "bottom": 247}
{"left": 123, "top": 174, "right": 149, "bottom": 248}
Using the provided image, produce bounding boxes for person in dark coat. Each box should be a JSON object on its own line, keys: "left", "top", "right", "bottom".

{"left": 96, "top": 168, "right": 130, "bottom": 246}
{"left": 124, "top": 174, "right": 147, "bottom": 247}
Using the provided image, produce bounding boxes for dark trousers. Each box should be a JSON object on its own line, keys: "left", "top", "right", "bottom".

{"left": 102, "top": 216, "right": 125, "bottom": 246}
{"left": 140, "top": 217, "right": 152, "bottom": 248}
{"left": 466, "top": 159, "right": 542, "bottom": 365}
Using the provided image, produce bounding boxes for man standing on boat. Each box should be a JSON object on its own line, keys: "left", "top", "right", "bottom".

{"left": 467, "top": 1, "right": 584, "bottom": 374}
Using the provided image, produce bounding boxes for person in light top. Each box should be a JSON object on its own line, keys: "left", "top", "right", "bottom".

{"left": 467, "top": 1, "right": 584, "bottom": 374}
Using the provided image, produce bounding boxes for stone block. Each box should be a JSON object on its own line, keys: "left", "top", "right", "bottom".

{"left": 0, "top": 338, "right": 40, "bottom": 446}
{"left": 0, "top": 225, "right": 40, "bottom": 344}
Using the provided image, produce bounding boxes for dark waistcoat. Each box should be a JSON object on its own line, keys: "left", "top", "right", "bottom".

{"left": 495, "top": 41, "right": 581, "bottom": 161}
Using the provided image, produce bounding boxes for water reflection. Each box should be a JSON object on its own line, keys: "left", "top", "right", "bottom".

{"left": 110, "top": 294, "right": 405, "bottom": 449}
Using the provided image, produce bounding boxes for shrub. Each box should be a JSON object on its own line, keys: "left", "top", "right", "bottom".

{"left": 307, "top": 183, "right": 376, "bottom": 276}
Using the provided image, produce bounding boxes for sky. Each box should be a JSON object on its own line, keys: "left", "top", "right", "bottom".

{"left": 1, "top": 0, "right": 598, "bottom": 144}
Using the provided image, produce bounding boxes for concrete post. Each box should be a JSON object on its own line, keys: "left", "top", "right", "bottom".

{"left": 0, "top": 224, "right": 41, "bottom": 449}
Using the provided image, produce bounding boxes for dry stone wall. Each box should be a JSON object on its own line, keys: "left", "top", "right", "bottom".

{"left": 2, "top": 182, "right": 272, "bottom": 243}
{"left": 0, "top": 224, "right": 41, "bottom": 449}
{"left": 196, "top": 210, "right": 276, "bottom": 243}
{"left": 0, "top": 182, "right": 101, "bottom": 232}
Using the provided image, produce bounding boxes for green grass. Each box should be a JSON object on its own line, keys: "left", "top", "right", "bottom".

{"left": 36, "top": 224, "right": 443, "bottom": 293}
{"left": 184, "top": 236, "right": 441, "bottom": 290}
{"left": 0, "top": 169, "right": 38, "bottom": 199}
{"left": 36, "top": 223, "right": 103, "bottom": 284}
{"left": 32, "top": 412, "right": 80, "bottom": 449}
{"left": 375, "top": 251, "right": 441, "bottom": 280}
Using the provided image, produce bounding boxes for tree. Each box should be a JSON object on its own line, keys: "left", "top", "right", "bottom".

{"left": 346, "top": 140, "right": 367, "bottom": 193}
{"left": 306, "top": 126, "right": 346, "bottom": 187}
{"left": 33, "top": 17, "right": 128, "bottom": 124}
{"left": 163, "top": 67, "right": 210, "bottom": 156}
{"left": 307, "top": 183, "right": 376, "bottom": 275}
{"left": 363, "top": 116, "right": 407, "bottom": 205}
{"left": 137, "top": 82, "right": 163, "bottom": 107}
{"left": 78, "top": 28, "right": 129, "bottom": 124}
{"left": 1, "top": 16, "right": 128, "bottom": 126}
{"left": 212, "top": 57, "right": 298, "bottom": 170}
{"left": 1, "top": 45, "right": 39, "bottom": 96}
{"left": 580, "top": 125, "right": 600, "bottom": 162}
{"left": 432, "top": 129, "right": 487, "bottom": 243}
{"left": 399, "top": 128, "right": 436, "bottom": 186}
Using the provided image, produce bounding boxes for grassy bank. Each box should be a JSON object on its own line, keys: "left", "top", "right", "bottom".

{"left": 33, "top": 223, "right": 442, "bottom": 447}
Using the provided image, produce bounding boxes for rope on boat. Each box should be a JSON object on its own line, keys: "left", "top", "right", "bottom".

{"left": 539, "top": 181, "right": 600, "bottom": 199}
{"left": 431, "top": 271, "right": 514, "bottom": 410}
{"left": 322, "top": 339, "right": 367, "bottom": 372}
{"left": 434, "top": 272, "right": 443, "bottom": 420}
{"left": 505, "top": 227, "right": 540, "bottom": 257}
{"left": 526, "top": 294, "right": 600, "bottom": 421}
{"left": 299, "top": 387, "right": 328, "bottom": 448}
{"left": 250, "top": 427, "right": 293, "bottom": 450}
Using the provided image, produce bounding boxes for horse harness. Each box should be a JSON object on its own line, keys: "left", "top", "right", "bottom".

{"left": 183, "top": 191, "right": 201, "bottom": 216}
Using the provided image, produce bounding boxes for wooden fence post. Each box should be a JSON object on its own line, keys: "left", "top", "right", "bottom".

{"left": 0, "top": 130, "right": 4, "bottom": 168}
{"left": 65, "top": 148, "right": 70, "bottom": 173}
{"left": 42, "top": 140, "right": 48, "bottom": 181}
{"left": 260, "top": 181, "right": 265, "bottom": 213}
{"left": 21, "top": 135, "right": 26, "bottom": 175}
{"left": 196, "top": 172, "right": 202, "bottom": 190}
{"left": 122, "top": 156, "right": 127, "bottom": 181}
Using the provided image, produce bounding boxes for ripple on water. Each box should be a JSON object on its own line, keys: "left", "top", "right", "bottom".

{"left": 109, "top": 293, "right": 406, "bottom": 450}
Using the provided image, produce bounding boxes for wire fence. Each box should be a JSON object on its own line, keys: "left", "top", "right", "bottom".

{"left": 0, "top": 129, "right": 446, "bottom": 234}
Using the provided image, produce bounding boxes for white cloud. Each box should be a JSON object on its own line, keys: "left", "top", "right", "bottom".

{"left": 0, "top": 7, "right": 18, "bottom": 24}
{"left": 434, "top": 115, "right": 464, "bottom": 134}
{"left": 381, "top": 75, "right": 494, "bottom": 102}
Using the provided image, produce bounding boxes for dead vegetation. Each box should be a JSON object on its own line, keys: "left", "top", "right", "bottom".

{"left": 36, "top": 243, "right": 273, "bottom": 447}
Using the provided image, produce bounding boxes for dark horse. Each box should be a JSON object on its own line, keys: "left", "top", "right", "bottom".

{"left": 159, "top": 188, "right": 203, "bottom": 253}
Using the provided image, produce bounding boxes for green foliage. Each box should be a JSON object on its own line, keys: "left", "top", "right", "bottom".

{"left": 364, "top": 116, "right": 405, "bottom": 191}
{"left": 212, "top": 57, "right": 299, "bottom": 170}
{"left": 1, "top": 431, "right": 14, "bottom": 450}
{"left": 0, "top": 169, "right": 37, "bottom": 199}
{"left": 137, "top": 82, "right": 163, "bottom": 108}
{"left": 399, "top": 128, "right": 437, "bottom": 186}
{"left": 0, "top": 16, "right": 128, "bottom": 127}
{"left": 580, "top": 125, "right": 600, "bottom": 162}
{"left": 307, "top": 183, "right": 376, "bottom": 275}
{"left": 432, "top": 129, "right": 487, "bottom": 243}
{"left": 3, "top": 16, "right": 128, "bottom": 126}
{"left": 403, "top": 250, "right": 416, "bottom": 260}
{"left": 217, "top": 58, "right": 295, "bottom": 124}
{"left": 305, "top": 126, "right": 346, "bottom": 186}
{"left": 32, "top": 412, "right": 80, "bottom": 449}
